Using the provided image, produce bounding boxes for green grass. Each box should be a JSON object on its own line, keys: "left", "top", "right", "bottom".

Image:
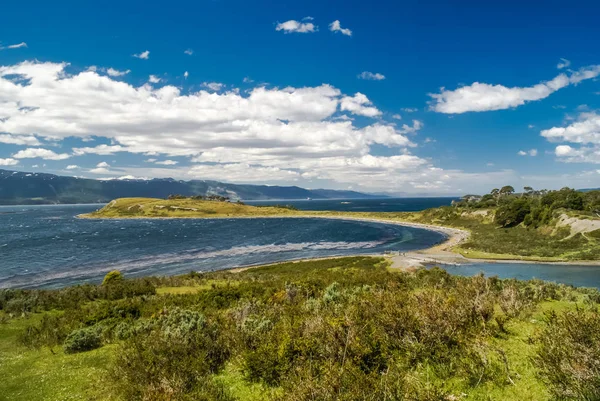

{"left": 0, "top": 314, "right": 115, "bottom": 401}
{"left": 82, "top": 197, "right": 300, "bottom": 219}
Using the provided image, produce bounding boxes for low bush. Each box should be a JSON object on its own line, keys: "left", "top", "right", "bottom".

{"left": 63, "top": 326, "right": 102, "bottom": 354}
{"left": 535, "top": 308, "right": 600, "bottom": 400}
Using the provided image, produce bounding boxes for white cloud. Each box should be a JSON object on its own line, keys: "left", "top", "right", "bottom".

{"left": 541, "top": 112, "right": 600, "bottom": 145}
{"left": 401, "top": 108, "right": 418, "bottom": 113}
{"left": 392, "top": 114, "right": 401, "bottom": 120}
{"left": 66, "top": 164, "right": 79, "bottom": 170}
{"left": 528, "top": 124, "right": 535, "bottom": 129}
{"left": 0, "top": 60, "right": 483, "bottom": 193}
{"left": 73, "top": 145, "right": 126, "bottom": 156}
{"left": 0, "top": 158, "right": 18, "bottom": 166}
{"left": 329, "top": 20, "right": 352, "bottom": 36}
{"left": 243, "top": 77, "right": 254, "bottom": 83}
{"left": 90, "top": 167, "right": 111, "bottom": 174}
{"left": 557, "top": 58, "right": 571, "bottom": 69}
{"left": 106, "top": 68, "right": 130, "bottom": 77}
{"left": 201, "top": 82, "right": 224, "bottom": 91}
{"left": 149, "top": 75, "right": 162, "bottom": 84}
{"left": 518, "top": 149, "right": 538, "bottom": 156}
{"left": 155, "top": 160, "right": 178, "bottom": 165}
{"left": 12, "top": 148, "right": 70, "bottom": 160}
{"left": 184, "top": 49, "right": 193, "bottom": 55}
{"left": 0, "top": 42, "right": 27, "bottom": 50}
{"left": 145, "top": 158, "right": 157, "bottom": 163}
{"left": 0, "top": 134, "right": 40, "bottom": 146}
{"left": 340, "top": 93, "right": 382, "bottom": 117}
{"left": 541, "top": 112, "right": 600, "bottom": 163}
{"left": 357, "top": 71, "right": 385, "bottom": 81}
{"left": 133, "top": 50, "right": 150, "bottom": 59}
{"left": 276, "top": 19, "right": 316, "bottom": 33}
{"left": 430, "top": 65, "right": 600, "bottom": 114}
{"left": 184, "top": 71, "right": 189, "bottom": 79}
{"left": 90, "top": 161, "right": 111, "bottom": 174}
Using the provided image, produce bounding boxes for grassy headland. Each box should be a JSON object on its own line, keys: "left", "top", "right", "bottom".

{"left": 82, "top": 187, "right": 600, "bottom": 262}
{"left": 2, "top": 258, "right": 600, "bottom": 400}
{"left": 82, "top": 197, "right": 301, "bottom": 218}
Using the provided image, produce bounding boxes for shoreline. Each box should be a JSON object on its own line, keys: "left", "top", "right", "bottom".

{"left": 79, "top": 212, "right": 600, "bottom": 267}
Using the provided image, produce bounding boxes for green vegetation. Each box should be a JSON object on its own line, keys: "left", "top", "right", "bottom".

{"left": 82, "top": 197, "right": 301, "bottom": 218}
{"left": 2, "top": 258, "right": 600, "bottom": 400}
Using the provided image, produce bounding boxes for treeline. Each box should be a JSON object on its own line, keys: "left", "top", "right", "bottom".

{"left": 455, "top": 186, "right": 600, "bottom": 227}
{"left": 3, "top": 259, "right": 600, "bottom": 400}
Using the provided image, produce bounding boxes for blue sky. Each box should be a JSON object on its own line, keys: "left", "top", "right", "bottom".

{"left": 1, "top": 0, "right": 599, "bottom": 195}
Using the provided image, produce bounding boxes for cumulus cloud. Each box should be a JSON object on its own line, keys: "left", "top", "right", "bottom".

{"left": 541, "top": 112, "right": 600, "bottom": 145}
{"left": 357, "top": 71, "right": 385, "bottom": 81}
{"left": 72, "top": 145, "right": 126, "bottom": 156}
{"left": 184, "top": 49, "right": 193, "bottom": 55}
{"left": 90, "top": 161, "right": 111, "bottom": 174}
{"left": 276, "top": 19, "right": 316, "bottom": 33}
{"left": 430, "top": 65, "right": 600, "bottom": 114}
{"left": 66, "top": 165, "right": 79, "bottom": 170}
{"left": 201, "top": 82, "right": 224, "bottom": 91}
{"left": 557, "top": 58, "right": 571, "bottom": 69}
{"left": 0, "top": 60, "right": 476, "bottom": 193}
{"left": 0, "top": 42, "right": 27, "bottom": 50}
{"left": 155, "top": 160, "right": 178, "bottom": 165}
{"left": 133, "top": 50, "right": 150, "bottom": 59}
{"left": 106, "top": 68, "right": 130, "bottom": 77}
{"left": 518, "top": 149, "right": 538, "bottom": 156}
{"left": 340, "top": 93, "right": 382, "bottom": 117}
{"left": 148, "top": 75, "right": 162, "bottom": 83}
{"left": 329, "top": 20, "right": 352, "bottom": 36}
{"left": 543, "top": 112, "right": 600, "bottom": 163}
{"left": 0, "top": 134, "right": 40, "bottom": 146}
{"left": 0, "top": 158, "right": 18, "bottom": 166}
{"left": 12, "top": 148, "right": 70, "bottom": 160}
{"left": 184, "top": 71, "right": 189, "bottom": 79}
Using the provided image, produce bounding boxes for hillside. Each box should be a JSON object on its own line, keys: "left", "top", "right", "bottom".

{"left": 2, "top": 258, "right": 600, "bottom": 400}
{"left": 0, "top": 169, "right": 381, "bottom": 205}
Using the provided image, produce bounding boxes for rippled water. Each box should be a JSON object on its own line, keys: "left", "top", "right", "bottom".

{"left": 246, "top": 197, "right": 458, "bottom": 212}
{"left": 435, "top": 262, "right": 600, "bottom": 289}
{"left": 0, "top": 204, "right": 446, "bottom": 289}
{"left": 2, "top": 203, "right": 598, "bottom": 289}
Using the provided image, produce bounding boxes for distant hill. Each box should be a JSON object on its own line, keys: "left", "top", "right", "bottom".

{"left": 0, "top": 169, "right": 383, "bottom": 205}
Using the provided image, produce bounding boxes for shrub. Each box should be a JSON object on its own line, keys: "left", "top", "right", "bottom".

{"left": 63, "top": 326, "right": 102, "bottom": 354}
{"left": 102, "top": 270, "right": 123, "bottom": 285}
{"left": 535, "top": 308, "right": 600, "bottom": 400}
{"left": 109, "top": 308, "right": 230, "bottom": 400}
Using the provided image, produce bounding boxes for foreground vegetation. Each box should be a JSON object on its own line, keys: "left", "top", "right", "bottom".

{"left": 2, "top": 257, "right": 600, "bottom": 400}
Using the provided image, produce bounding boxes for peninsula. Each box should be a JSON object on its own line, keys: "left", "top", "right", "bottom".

{"left": 83, "top": 185, "right": 600, "bottom": 263}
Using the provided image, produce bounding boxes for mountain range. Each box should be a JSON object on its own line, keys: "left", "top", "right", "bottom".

{"left": 0, "top": 169, "right": 382, "bottom": 205}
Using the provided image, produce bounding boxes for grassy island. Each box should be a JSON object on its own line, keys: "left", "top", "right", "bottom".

{"left": 82, "top": 197, "right": 301, "bottom": 219}
{"left": 2, "top": 257, "right": 600, "bottom": 400}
